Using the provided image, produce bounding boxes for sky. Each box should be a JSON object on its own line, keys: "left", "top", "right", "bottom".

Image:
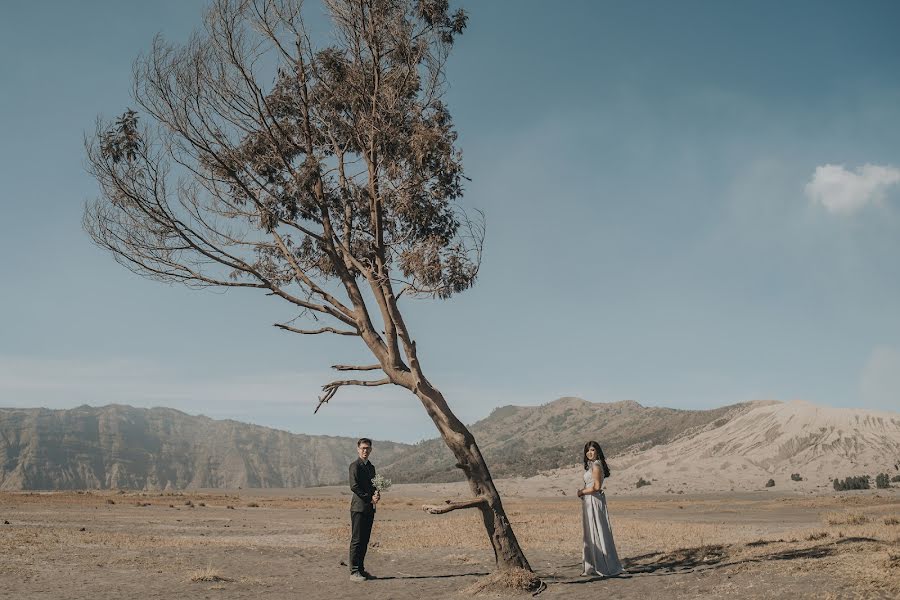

{"left": 1, "top": 1, "right": 899, "bottom": 443}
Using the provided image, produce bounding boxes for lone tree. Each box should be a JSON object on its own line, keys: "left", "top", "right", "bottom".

{"left": 85, "top": 0, "right": 531, "bottom": 572}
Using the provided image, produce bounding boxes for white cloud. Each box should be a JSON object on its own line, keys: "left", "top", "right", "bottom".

{"left": 804, "top": 163, "right": 900, "bottom": 215}
{"left": 860, "top": 346, "right": 900, "bottom": 410}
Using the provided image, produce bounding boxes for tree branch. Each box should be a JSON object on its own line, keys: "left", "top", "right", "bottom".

{"left": 315, "top": 376, "right": 391, "bottom": 413}
{"left": 331, "top": 364, "right": 381, "bottom": 371}
{"left": 422, "top": 497, "right": 488, "bottom": 515}
{"left": 274, "top": 323, "right": 358, "bottom": 336}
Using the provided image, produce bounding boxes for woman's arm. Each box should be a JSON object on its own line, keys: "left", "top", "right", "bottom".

{"left": 576, "top": 463, "right": 604, "bottom": 497}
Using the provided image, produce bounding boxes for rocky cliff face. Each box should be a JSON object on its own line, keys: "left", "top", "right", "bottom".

{"left": 0, "top": 405, "right": 409, "bottom": 490}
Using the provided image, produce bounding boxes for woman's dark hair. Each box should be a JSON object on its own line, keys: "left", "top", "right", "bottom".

{"left": 583, "top": 441, "right": 611, "bottom": 478}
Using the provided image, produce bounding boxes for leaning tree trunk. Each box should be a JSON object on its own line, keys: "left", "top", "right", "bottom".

{"left": 413, "top": 379, "right": 531, "bottom": 571}
{"left": 366, "top": 284, "right": 532, "bottom": 570}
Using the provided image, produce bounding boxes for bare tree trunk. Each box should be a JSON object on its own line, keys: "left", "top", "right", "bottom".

{"left": 414, "top": 380, "right": 531, "bottom": 571}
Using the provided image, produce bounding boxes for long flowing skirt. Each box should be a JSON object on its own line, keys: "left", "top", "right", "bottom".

{"left": 581, "top": 491, "right": 623, "bottom": 576}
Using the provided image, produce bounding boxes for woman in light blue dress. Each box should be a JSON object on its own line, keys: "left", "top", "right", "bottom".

{"left": 576, "top": 441, "right": 623, "bottom": 577}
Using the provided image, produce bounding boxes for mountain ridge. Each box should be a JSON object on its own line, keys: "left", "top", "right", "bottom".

{"left": 0, "top": 404, "right": 410, "bottom": 490}
{"left": 3, "top": 398, "right": 896, "bottom": 491}
{"left": 379, "top": 397, "right": 766, "bottom": 482}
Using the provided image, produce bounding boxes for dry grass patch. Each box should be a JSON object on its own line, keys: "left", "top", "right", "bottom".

{"left": 845, "top": 513, "right": 869, "bottom": 526}
{"left": 464, "top": 568, "right": 544, "bottom": 596}
{"left": 844, "top": 546, "right": 900, "bottom": 597}
{"left": 884, "top": 516, "right": 899, "bottom": 526}
{"left": 189, "top": 566, "right": 234, "bottom": 583}
{"left": 823, "top": 511, "right": 869, "bottom": 526}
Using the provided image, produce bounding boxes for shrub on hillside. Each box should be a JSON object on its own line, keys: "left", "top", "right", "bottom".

{"left": 765, "top": 479, "right": 775, "bottom": 488}
{"left": 636, "top": 477, "right": 651, "bottom": 488}
{"left": 875, "top": 473, "right": 890, "bottom": 489}
{"left": 790, "top": 473, "right": 802, "bottom": 481}
{"left": 833, "top": 475, "right": 870, "bottom": 491}
{"left": 891, "top": 474, "right": 900, "bottom": 483}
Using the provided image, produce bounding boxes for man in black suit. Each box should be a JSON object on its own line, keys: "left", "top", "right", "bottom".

{"left": 348, "top": 437, "right": 379, "bottom": 582}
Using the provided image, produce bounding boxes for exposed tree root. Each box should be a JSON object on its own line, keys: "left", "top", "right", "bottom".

{"left": 465, "top": 568, "right": 546, "bottom": 596}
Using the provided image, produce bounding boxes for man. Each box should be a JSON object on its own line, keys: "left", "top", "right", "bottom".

{"left": 348, "top": 437, "right": 380, "bottom": 582}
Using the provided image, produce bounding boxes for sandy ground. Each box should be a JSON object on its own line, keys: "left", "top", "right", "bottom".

{"left": 1, "top": 484, "right": 898, "bottom": 599}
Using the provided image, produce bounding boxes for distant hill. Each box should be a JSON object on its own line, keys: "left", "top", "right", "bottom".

{"left": 599, "top": 399, "right": 900, "bottom": 492}
{"left": 379, "top": 397, "right": 762, "bottom": 482}
{"left": 7, "top": 399, "right": 892, "bottom": 492}
{"left": 0, "top": 405, "right": 410, "bottom": 490}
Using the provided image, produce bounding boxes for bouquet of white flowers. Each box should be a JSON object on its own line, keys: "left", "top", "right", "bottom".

{"left": 371, "top": 474, "right": 392, "bottom": 493}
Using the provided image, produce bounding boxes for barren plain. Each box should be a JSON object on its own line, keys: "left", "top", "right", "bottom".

{"left": 1, "top": 483, "right": 898, "bottom": 599}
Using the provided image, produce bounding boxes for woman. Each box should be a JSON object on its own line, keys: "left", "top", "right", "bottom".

{"left": 576, "top": 441, "right": 623, "bottom": 577}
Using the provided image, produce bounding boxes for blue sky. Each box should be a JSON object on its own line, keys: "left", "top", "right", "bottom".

{"left": 1, "top": 1, "right": 899, "bottom": 443}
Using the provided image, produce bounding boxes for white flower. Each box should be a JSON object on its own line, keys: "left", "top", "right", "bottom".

{"left": 372, "top": 474, "right": 392, "bottom": 492}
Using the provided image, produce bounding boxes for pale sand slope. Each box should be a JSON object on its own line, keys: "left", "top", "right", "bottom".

{"left": 506, "top": 400, "right": 900, "bottom": 495}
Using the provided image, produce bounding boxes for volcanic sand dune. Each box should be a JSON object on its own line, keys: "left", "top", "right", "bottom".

{"left": 517, "top": 400, "right": 900, "bottom": 496}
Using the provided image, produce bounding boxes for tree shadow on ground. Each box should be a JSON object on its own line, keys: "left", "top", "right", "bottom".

{"left": 373, "top": 571, "right": 490, "bottom": 581}
{"left": 544, "top": 536, "right": 884, "bottom": 585}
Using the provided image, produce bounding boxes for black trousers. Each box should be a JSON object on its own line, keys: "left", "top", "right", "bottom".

{"left": 349, "top": 510, "right": 375, "bottom": 572}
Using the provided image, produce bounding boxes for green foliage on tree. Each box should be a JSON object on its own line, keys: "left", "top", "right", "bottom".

{"left": 832, "top": 475, "right": 870, "bottom": 491}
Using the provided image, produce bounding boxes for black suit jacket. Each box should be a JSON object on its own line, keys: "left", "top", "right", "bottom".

{"left": 349, "top": 458, "right": 377, "bottom": 514}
